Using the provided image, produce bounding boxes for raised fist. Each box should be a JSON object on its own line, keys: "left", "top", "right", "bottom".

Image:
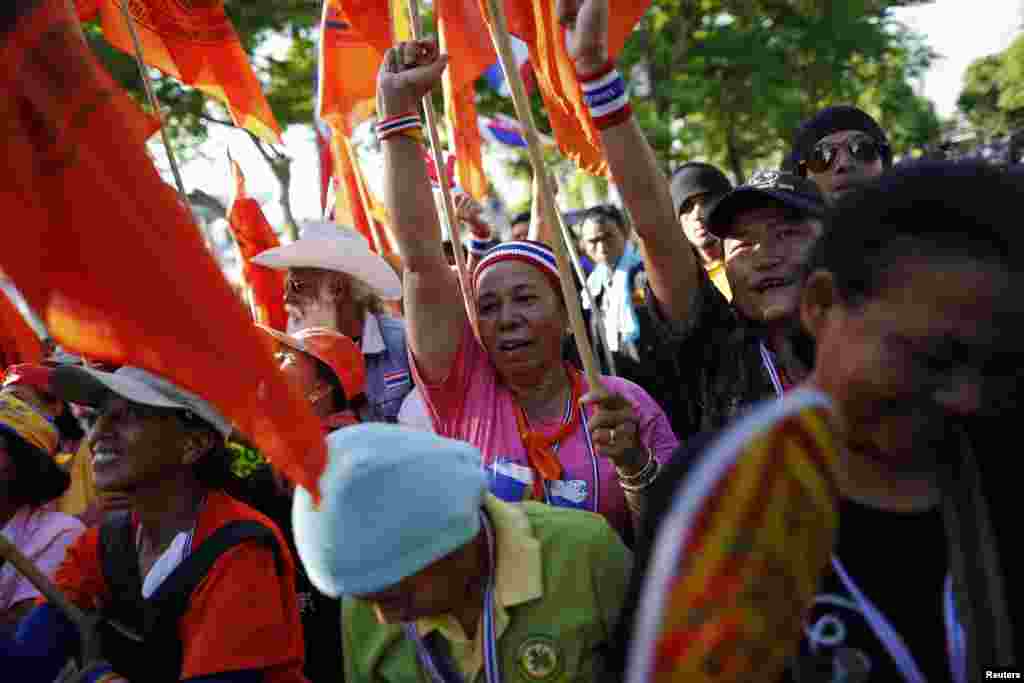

{"left": 555, "top": 0, "right": 609, "bottom": 75}
{"left": 376, "top": 40, "right": 448, "bottom": 118}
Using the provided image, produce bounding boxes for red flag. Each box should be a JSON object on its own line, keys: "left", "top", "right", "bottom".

{"left": 76, "top": 0, "right": 99, "bottom": 22}
{"left": 423, "top": 147, "right": 458, "bottom": 189}
{"left": 227, "top": 160, "right": 288, "bottom": 332}
{"left": 0, "top": 0, "right": 326, "bottom": 498}
{"left": 436, "top": 0, "right": 494, "bottom": 199}
{"left": 479, "top": 0, "right": 649, "bottom": 174}
{"left": 85, "top": 0, "right": 282, "bottom": 144}
{"left": 0, "top": 288, "right": 42, "bottom": 370}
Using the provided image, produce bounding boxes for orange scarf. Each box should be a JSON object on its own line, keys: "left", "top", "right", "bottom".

{"left": 513, "top": 367, "right": 584, "bottom": 500}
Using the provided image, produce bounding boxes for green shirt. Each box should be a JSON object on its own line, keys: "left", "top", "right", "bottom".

{"left": 342, "top": 496, "right": 633, "bottom": 683}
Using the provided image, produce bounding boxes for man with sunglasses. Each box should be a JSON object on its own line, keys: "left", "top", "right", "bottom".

{"left": 252, "top": 221, "right": 412, "bottom": 423}
{"left": 789, "top": 105, "right": 891, "bottom": 205}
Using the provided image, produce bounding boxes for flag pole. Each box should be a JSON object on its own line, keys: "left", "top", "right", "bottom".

{"left": 342, "top": 134, "right": 387, "bottom": 254}
{"left": 117, "top": 0, "right": 188, "bottom": 206}
{"left": 405, "top": 0, "right": 476, "bottom": 323}
{"left": 0, "top": 535, "right": 95, "bottom": 636}
{"left": 481, "top": 0, "right": 604, "bottom": 389}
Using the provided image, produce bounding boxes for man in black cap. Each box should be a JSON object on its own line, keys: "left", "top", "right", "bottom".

{"left": 669, "top": 162, "right": 733, "bottom": 299}
{"left": 642, "top": 168, "right": 826, "bottom": 443}
{"left": 788, "top": 105, "right": 891, "bottom": 205}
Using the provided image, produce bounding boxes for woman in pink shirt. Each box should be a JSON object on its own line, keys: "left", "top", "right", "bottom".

{"left": 376, "top": 41, "right": 678, "bottom": 539}
{"left": 0, "top": 390, "right": 84, "bottom": 635}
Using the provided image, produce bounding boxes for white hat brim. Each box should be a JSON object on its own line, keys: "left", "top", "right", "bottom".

{"left": 252, "top": 232, "right": 402, "bottom": 301}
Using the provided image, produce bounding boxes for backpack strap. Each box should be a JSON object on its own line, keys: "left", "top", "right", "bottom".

{"left": 144, "top": 520, "right": 284, "bottom": 634}
{"left": 98, "top": 511, "right": 145, "bottom": 632}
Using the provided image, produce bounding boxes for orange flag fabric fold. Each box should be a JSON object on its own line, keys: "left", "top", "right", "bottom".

{"left": 0, "top": 0, "right": 326, "bottom": 498}
{"left": 85, "top": 0, "right": 282, "bottom": 144}
{"left": 227, "top": 160, "right": 288, "bottom": 332}
{"left": 437, "top": 0, "right": 494, "bottom": 199}
{"left": 479, "top": 0, "right": 649, "bottom": 174}
{"left": 318, "top": 0, "right": 386, "bottom": 136}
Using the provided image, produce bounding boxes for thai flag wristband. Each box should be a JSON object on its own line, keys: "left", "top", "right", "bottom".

{"left": 466, "top": 236, "right": 498, "bottom": 257}
{"left": 375, "top": 113, "right": 424, "bottom": 143}
{"left": 580, "top": 62, "right": 632, "bottom": 130}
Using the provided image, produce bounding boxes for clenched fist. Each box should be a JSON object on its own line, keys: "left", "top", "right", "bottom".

{"left": 376, "top": 40, "right": 448, "bottom": 118}
{"left": 556, "top": 0, "right": 609, "bottom": 75}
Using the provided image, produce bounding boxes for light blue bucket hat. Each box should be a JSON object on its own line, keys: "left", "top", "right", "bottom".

{"left": 292, "top": 423, "right": 487, "bottom": 598}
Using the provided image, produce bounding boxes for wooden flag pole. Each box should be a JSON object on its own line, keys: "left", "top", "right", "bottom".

{"left": 481, "top": 0, "right": 604, "bottom": 389}
{"left": 405, "top": 0, "right": 475, "bottom": 316}
{"left": 0, "top": 535, "right": 93, "bottom": 632}
{"left": 544, "top": 174, "right": 618, "bottom": 376}
{"left": 343, "top": 134, "right": 387, "bottom": 255}
{"left": 118, "top": 0, "right": 189, "bottom": 206}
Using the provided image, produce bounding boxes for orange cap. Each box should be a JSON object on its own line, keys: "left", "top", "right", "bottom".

{"left": 259, "top": 326, "right": 366, "bottom": 402}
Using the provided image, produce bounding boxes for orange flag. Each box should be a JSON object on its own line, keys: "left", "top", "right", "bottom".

{"left": 331, "top": 132, "right": 394, "bottom": 256}
{"left": 319, "top": 0, "right": 412, "bottom": 135}
{"left": 227, "top": 159, "right": 288, "bottom": 332}
{"left": 479, "top": 0, "right": 649, "bottom": 174}
{"left": 0, "top": 0, "right": 326, "bottom": 498}
{"left": 437, "top": 0, "right": 493, "bottom": 199}
{"left": 0, "top": 288, "right": 43, "bottom": 370}
{"left": 318, "top": 0, "right": 387, "bottom": 136}
{"left": 84, "top": 0, "right": 282, "bottom": 144}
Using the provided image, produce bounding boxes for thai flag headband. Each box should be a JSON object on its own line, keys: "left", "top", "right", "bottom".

{"left": 472, "top": 241, "right": 561, "bottom": 295}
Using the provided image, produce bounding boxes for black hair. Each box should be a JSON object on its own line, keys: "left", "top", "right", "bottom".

{"left": 510, "top": 212, "right": 532, "bottom": 227}
{"left": 54, "top": 407, "right": 85, "bottom": 444}
{"left": 580, "top": 204, "right": 628, "bottom": 234}
{"left": 1, "top": 431, "right": 70, "bottom": 508}
{"left": 813, "top": 160, "right": 1022, "bottom": 306}
{"left": 313, "top": 357, "right": 353, "bottom": 414}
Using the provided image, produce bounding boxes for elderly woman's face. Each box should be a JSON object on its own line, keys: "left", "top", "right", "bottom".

{"left": 86, "top": 397, "right": 192, "bottom": 493}
{"left": 284, "top": 268, "right": 345, "bottom": 333}
{"left": 476, "top": 262, "right": 565, "bottom": 381}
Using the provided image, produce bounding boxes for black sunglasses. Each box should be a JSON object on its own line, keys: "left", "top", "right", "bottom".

{"left": 803, "top": 135, "right": 884, "bottom": 173}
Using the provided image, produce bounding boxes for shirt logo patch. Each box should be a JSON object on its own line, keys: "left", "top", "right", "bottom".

{"left": 548, "top": 479, "right": 587, "bottom": 505}
{"left": 517, "top": 636, "right": 562, "bottom": 681}
{"left": 383, "top": 370, "right": 410, "bottom": 389}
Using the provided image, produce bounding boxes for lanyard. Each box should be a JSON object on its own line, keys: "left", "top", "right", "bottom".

{"left": 528, "top": 391, "right": 601, "bottom": 514}
{"left": 760, "top": 341, "right": 785, "bottom": 398}
{"left": 404, "top": 511, "right": 499, "bottom": 683}
{"left": 831, "top": 556, "right": 966, "bottom": 683}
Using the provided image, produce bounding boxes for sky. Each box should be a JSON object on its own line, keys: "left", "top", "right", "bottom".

{"left": 175, "top": 0, "right": 1024, "bottom": 232}
{"left": 892, "top": 0, "right": 1022, "bottom": 118}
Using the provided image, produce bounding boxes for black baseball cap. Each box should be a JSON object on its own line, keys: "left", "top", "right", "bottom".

{"left": 707, "top": 170, "right": 826, "bottom": 239}
{"left": 670, "top": 163, "right": 733, "bottom": 217}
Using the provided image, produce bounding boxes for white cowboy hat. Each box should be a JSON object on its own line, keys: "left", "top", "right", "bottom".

{"left": 251, "top": 221, "right": 402, "bottom": 301}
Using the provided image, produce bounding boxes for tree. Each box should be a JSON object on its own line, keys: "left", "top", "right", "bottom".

{"left": 608, "top": 0, "right": 939, "bottom": 181}
{"left": 958, "top": 34, "right": 1024, "bottom": 145}
{"left": 83, "top": 2, "right": 322, "bottom": 239}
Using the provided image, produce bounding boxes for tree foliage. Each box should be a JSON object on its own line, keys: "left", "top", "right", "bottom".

{"left": 611, "top": 0, "right": 939, "bottom": 181}
{"left": 958, "top": 34, "right": 1024, "bottom": 142}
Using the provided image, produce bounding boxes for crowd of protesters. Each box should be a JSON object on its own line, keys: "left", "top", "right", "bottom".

{"left": 2, "top": 0, "right": 1024, "bottom": 681}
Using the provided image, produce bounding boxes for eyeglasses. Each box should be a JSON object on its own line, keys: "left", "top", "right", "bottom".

{"left": 803, "top": 136, "right": 884, "bottom": 173}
